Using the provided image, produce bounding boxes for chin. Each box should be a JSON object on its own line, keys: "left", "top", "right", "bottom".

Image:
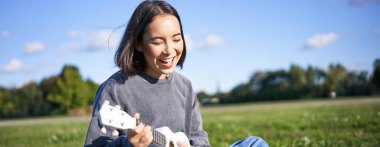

{"left": 161, "top": 67, "right": 176, "bottom": 74}
{"left": 162, "top": 69, "right": 174, "bottom": 74}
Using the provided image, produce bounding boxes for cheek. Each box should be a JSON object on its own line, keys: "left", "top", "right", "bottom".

{"left": 144, "top": 45, "right": 162, "bottom": 61}
{"left": 175, "top": 44, "right": 184, "bottom": 56}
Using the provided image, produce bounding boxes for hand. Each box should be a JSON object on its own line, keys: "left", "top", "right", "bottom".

{"left": 176, "top": 141, "right": 191, "bottom": 147}
{"left": 127, "top": 113, "right": 153, "bottom": 147}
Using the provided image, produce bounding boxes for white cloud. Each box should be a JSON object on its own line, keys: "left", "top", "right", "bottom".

{"left": 185, "top": 34, "right": 225, "bottom": 51}
{"left": 0, "top": 58, "right": 29, "bottom": 73}
{"left": 198, "top": 35, "right": 225, "bottom": 49}
{"left": 304, "top": 32, "right": 339, "bottom": 49}
{"left": 1, "top": 30, "right": 10, "bottom": 38}
{"left": 87, "top": 30, "right": 119, "bottom": 51}
{"left": 25, "top": 42, "right": 45, "bottom": 54}
{"left": 61, "top": 29, "right": 120, "bottom": 54}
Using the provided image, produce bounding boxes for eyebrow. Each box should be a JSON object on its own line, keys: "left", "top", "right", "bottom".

{"left": 172, "top": 33, "right": 182, "bottom": 37}
{"left": 149, "top": 33, "right": 182, "bottom": 41}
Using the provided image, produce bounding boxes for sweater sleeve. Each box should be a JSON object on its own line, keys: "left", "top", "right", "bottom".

{"left": 84, "top": 82, "right": 133, "bottom": 147}
{"left": 187, "top": 89, "right": 210, "bottom": 147}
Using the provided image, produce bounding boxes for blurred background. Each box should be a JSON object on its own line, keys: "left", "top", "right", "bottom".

{"left": 0, "top": 0, "right": 380, "bottom": 146}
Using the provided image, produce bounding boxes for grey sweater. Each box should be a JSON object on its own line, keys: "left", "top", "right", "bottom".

{"left": 84, "top": 70, "right": 210, "bottom": 147}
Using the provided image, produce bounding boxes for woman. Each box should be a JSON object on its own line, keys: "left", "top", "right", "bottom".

{"left": 84, "top": 0, "right": 210, "bottom": 147}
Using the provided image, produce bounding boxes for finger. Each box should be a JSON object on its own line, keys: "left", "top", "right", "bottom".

{"left": 133, "top": 113, "right": 140, "bottom": 119}
{"left": 135, "top": 125, "right": 152, "bottom": 146}
{"left": 144, "top": 125, "right": 152, "bottom": 133}
{"left": 133, "top": 123, "right": 145, "bottom": 134}
{"left": 129, "top": 123, "right": 144, "bottom": 142}
{"left": 139, "top": 136, "right": 152, "bottom": 147}
{"left": 144, "top": 125, "right": 153, "bottom": 143}
{"left": 139, "top": 135, "right": 148, "bottom": 143}
{"left": 130, "top": 125, "right": 151, "bottom": 146}
{"left": 138, "top": 125, "right": 152, "bottom": 142}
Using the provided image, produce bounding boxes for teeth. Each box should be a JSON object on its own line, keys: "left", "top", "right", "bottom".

{"left": 161, "top": 58, "right": 173, "bottom": 63}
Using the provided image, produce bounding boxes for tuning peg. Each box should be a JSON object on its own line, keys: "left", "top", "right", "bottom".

{"left": 112, "top": 130, "right": 119, "bottom": 136}
{"left": 103, "top": 100, "right": 110, "bottom": 105}
{"left": 101, "top": 126, "right": 107, "bottom": 133}
{"left": 115, "top": 105, "right": 121, "bottom": 109}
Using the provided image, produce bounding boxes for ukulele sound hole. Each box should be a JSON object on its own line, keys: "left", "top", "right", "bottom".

{"left": 169, "top": 141, "right": 174, "bottom": 147}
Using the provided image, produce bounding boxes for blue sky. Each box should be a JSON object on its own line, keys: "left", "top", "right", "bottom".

{"left": 1, "top": 0, "right": 379, "bottom": 94}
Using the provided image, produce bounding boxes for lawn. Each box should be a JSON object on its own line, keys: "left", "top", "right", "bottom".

{"left": 0, "top": 97, "right": 379, "bottom": 147}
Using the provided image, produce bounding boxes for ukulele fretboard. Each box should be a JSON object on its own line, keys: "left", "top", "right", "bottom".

{"left": 153, "top": 129, "right": 166, "bottom": 146}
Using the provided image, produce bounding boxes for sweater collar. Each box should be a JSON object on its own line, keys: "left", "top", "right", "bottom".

{"left": 137, "top": 72, "right": 173, "bottom": 84}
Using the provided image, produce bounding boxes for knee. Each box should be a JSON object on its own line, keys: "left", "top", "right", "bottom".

{"left": 230, "top": 136, "right": 269, "bottom": 147}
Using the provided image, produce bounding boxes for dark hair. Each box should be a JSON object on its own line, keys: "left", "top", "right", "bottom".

{"left": 115, "top": 0, "right": 187, "bottom": 75}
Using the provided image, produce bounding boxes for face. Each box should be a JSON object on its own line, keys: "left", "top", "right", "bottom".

{"left": 138, "top": 14, "right": 184, "bottom": 79}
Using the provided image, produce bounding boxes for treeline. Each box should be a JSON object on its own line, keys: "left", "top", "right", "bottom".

{"left": 0, "top": 65, "right": 98, "bottom": 118}
{"left": 1, "top": 60, "right": 379, "bottom": 118}
{"left": 198, "top": 59, "right": 380, "bottom": 104}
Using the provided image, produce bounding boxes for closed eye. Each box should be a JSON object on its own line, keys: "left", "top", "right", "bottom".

{"left": 173, "top": 33, "right": 182, "bottom": 43}
{"left": 152, "top": 41, "right": 163, "bottom": 45}
{"left": 173, "top": 39, "right": 181, "bottom": 42}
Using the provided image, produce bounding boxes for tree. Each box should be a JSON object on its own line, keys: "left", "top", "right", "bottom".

{"left": 228, "top": 83, "right": 252, "bottom": 102}
{"left": 86, "top": 79, "right": 99, "bottom": 105}
{"left": 289, "top": 64, "right": 307, "bottom": 89}
{"left": 196, "top": 91, "right": 210, "bottom": 101}
{"left": 0, "top": 90, "right": 15, "bottom": 118}
{"left": 47, "top": 65, "right": 92, "bottom": 114}
{"left": 324, "top": 64, "right": 347, "bottom": 96}
{"left": 344, "top": 71, "right": 372, "bottom": 96}
{"left": 0, "top": 87, "right": 9, "bottom": 117}
{"left": 305, "top": 66, "right": 327, "bottom": 98}
{"left": 288, "top": 64, "right": 307, "bottom": 98}
{"left": 259, "top": 70, "right": 289, "bottom": 100}
{"left": 40, "top": 75, "right": 58, "bottom": 100}
{"left": 371, "top": 59, "right": 380, "bottom": 89}
{"left": 0, "top": 82, "right": 48, "bottom": 117}
{"left": 18, "top": 82, "right": 49, "bottom": 116}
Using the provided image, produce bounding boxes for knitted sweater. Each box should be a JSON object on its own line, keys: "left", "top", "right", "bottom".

{"left": 84, "top": 70, "right": 210, "bottom": 147}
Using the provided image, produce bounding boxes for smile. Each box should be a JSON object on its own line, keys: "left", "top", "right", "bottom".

{"left": 159, "top": 57, "right": 175, "bottom": 68}
{"left": 159, "top": 57, "right": 175, "bottom": 63}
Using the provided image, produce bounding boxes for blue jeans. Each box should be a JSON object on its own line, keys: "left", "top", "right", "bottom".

{"left": 230, "top": 136, "right": 269, "bottom": 147}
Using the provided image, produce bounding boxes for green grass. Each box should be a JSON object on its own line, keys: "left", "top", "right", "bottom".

{"left": 0, "top": 122, "right": 88, "bottom": 147}
{"left": 0, "top": 98, "right": 379, "bottom": 147}
{"left": 203, "top": 102, "right": 380, "bottom": 147}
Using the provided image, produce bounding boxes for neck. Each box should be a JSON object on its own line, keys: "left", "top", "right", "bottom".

{"left": 152, "top": 129, "right": 166, "bottom": 146}
{"left": 143, "top": 70, "right": 170, "bottom": 80}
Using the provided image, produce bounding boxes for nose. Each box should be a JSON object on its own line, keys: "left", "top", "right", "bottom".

{"left": 163, "top": 41, "right": 175, "bottom": 55}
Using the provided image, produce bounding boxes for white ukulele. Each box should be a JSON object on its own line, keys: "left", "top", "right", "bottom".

{"left": 99, "top": 100, "right": 191, "bottom": 147}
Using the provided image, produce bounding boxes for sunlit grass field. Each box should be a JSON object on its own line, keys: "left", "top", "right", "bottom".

{"left": 0, "top": 97, "right": 379, "bottom": 147}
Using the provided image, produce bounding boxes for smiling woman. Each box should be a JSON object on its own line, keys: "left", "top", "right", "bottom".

{"left": 84, "top": 1, "right": 207, "bottom": 147}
